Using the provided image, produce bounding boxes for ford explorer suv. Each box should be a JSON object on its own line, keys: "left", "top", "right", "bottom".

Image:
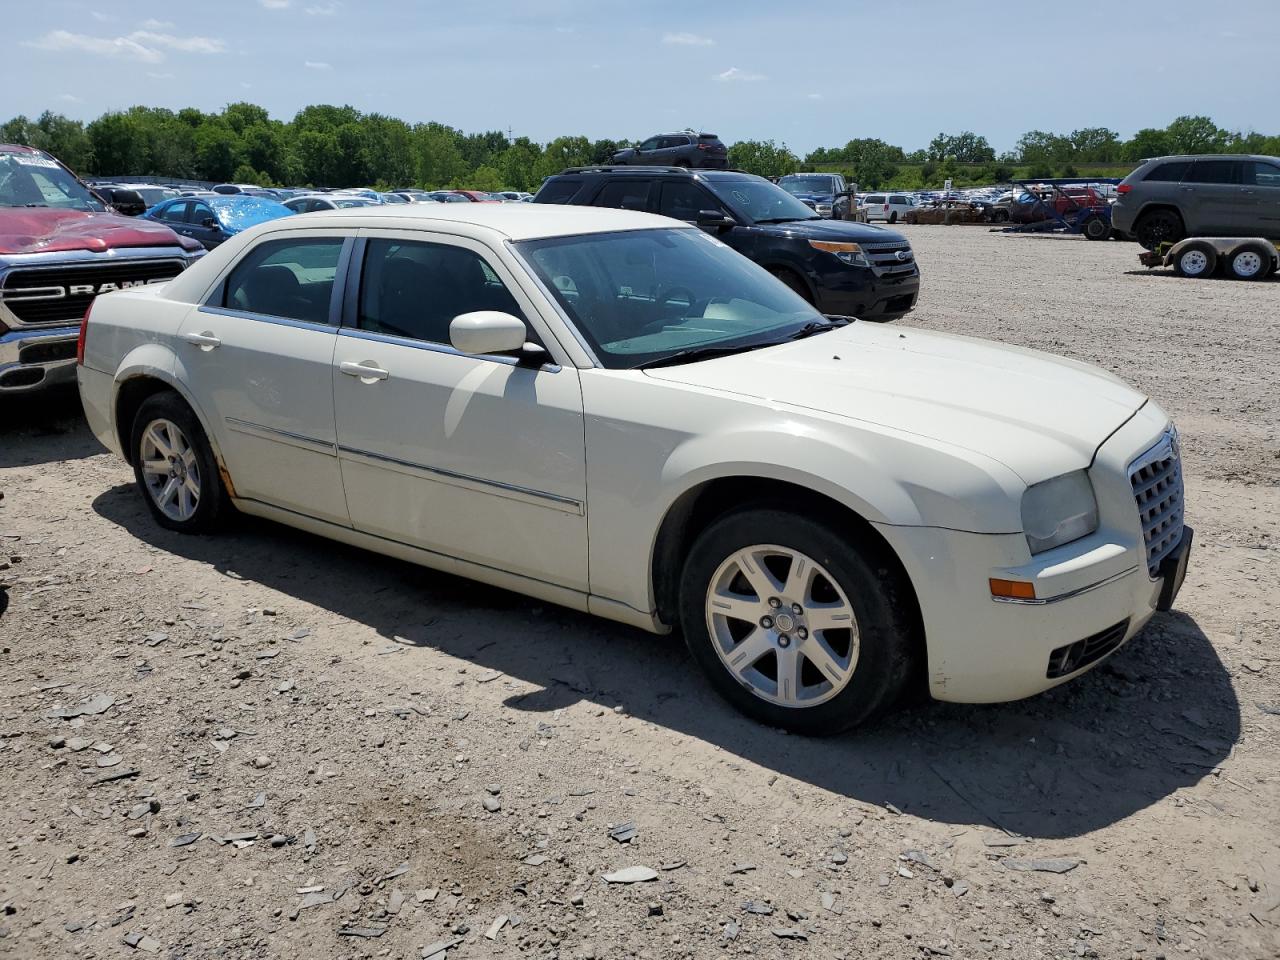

{"left": 609, "top": 133, "right": 728, "bottom": 169}
{"left": 776, "top": 173, "right": 857, "bottom": 220}
{"left": 1112, "top": 154, "right": 1280, "bottom": 249}
{"left": 0, "top": 144, "right": 204, "bottom": 393}
{"left": 535, "top": 167, "right": 919, "bottom": 321}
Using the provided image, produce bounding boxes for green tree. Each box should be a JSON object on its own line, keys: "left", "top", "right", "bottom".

{"left": 1164, "top": 115, "right": 1227, "bottom": 154}
{"left": 1123, "top": 127, "right": 1171, "bottom": 162}
{"left": 726, "top": 139, "right": 799, "bottom": 179}
{"left": 194, "top": 123, "right": 242, "bottom": 182}
{"left": 928, "top": 131, "right": 994, "bottom": 163}
{"left": 87, "top": 112, "right": 148, "bottom": 174}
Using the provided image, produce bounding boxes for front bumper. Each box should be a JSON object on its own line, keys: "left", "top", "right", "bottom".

{"left": 0, "top": 325, "right": 80, "bottom": 393}
{"left": 812, "top": 265, "right": 920, "bottom": 320}
{"left": 881, "top": 404, "right": 1190, "bottom": 703}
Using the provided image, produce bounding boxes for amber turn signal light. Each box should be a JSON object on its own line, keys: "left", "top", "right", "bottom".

{"left": 989, "top": 578, "right": 1036, "bottom": 600}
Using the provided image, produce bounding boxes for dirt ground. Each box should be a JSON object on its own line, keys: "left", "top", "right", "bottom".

{"left": 1, "top": 226, "right": 1277, "bottom": 960}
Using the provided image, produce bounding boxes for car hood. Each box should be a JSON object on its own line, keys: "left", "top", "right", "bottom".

{"left": 643, "top": 323, "right": 1148, "bottom": 483}
{"left": 787, "top": 192, "right": 835, "bottom": 203}
{"left": 749, "top": 217, "right": 907, "bottom": 244}
{"left": 0, "top": 208, "right": 199, "bottom": 255}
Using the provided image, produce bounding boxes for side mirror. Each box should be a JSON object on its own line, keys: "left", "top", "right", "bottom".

{"left": 450, "top": 311, "right": 527, "bottom": 356}
{"left": 696, "top": 209, "right": 735, "bottom": 229}
{"left": 202, "top": 217, "right": 219, "bottom": 229}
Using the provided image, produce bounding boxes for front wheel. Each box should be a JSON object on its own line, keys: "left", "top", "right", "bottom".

{"left": 678, "top": 509, "right": 919, "bottom": 734}
{"left": 888, "top": 211, "right": 898, "bottom": 224}
{"left": 768, "top": 267, "right": 814, "bottom": 304}
{"left": 130, "top": 391, "right": 229, "bottom": 533}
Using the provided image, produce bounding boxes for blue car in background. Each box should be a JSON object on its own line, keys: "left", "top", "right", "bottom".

{"left": 776, "top": 173, "right": 857, "bottom": 220}
{"left": 143, "top": 194, "right": 294, "bottom": 249}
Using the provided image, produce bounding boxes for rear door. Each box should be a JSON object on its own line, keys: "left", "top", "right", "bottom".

{"left": 1179, "top": 159, "right": 1242, "bottom": 233}
{"left": 1242, "top": 159, "right": 1280, "bottom": 236}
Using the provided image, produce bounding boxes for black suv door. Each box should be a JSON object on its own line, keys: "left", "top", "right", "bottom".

{"left": 654, "top": 180, "right": 751, "bottom": 256}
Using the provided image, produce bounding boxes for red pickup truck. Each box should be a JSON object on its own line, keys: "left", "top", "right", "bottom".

{"left": 1, "top": 144, "right": 204, "bottom": 394}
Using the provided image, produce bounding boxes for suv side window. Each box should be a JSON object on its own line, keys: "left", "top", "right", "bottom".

{"left": 889, "top": 195, "right": 907, "bottom": 204}
{"left": 658, "top": 181, "right": 718, "bottom": 221}
{"left": 1247, "top": 161, "right": 1280, "bottom": 187}
{"left": 1142, "top": 161, "right": 1192, "bottom": 182}
{"left": 1184, "top": 160, "right": 1240, "bottom": 185}
{"left": 535, "top": 179, "right": 582, "bottom": 204}
{"left": 358, "top": 238, "right": 526, "bottom": 347}
{"left": 224, "top": 237, "right": 345, "bottom": 325}
{"left": 594, "top": 179, "right": 653, "bottom": 211}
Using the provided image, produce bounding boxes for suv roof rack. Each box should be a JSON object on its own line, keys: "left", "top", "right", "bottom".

{"left": 556, "top": 165, "right": 752, "bottom": 176}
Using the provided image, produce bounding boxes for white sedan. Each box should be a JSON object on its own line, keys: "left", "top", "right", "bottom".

{"left": 75, "top": 205, "right": 1191, "bottom": 733}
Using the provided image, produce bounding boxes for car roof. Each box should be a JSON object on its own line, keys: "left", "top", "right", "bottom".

{"left": 234, "top": 202, "right": 682, "bottom": 241}
{"left": 1141, "top": 154, "right": 1277, "bottom": 163}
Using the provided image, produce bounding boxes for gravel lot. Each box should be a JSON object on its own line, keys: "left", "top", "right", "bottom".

{"left": 2, "top": 226, "right": 1277, "bottom": 960}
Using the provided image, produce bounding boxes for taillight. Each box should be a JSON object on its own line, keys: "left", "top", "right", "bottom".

{"left": 76, "top": 304, "right": 91, "bottom": 365}
{"left": 883, "top": 203, "right": 889, "bottom": 211}
{"left": 1117, "top": 184, "right": 1132, "bottom": 194}
{"left": 697, "top": 143, "right": 711, "bottom": 150}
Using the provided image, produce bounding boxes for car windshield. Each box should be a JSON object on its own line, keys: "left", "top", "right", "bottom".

{"left": 209, "top": 196, "right": 293, "bottom": 229}
{"left": 335, "top": 198, "right": 374, "bottom": 208}
{"left": 516, "top": 227, "right": 823, "bottom": 369}
{"left": 778, "top": 176, "right": 835, "bottom": 196}
{"left": 0, "top": 151, "right": 106, "bottom": 211}
{"left": 134, "top": 187, "right": 179, "bottom": 206}
{"left": 703, "top": 177, "right": 820, "bottom": 223}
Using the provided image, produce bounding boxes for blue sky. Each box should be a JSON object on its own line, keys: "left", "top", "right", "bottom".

{"left": 5, "top": 0, "right": 1278, "bottom": 153}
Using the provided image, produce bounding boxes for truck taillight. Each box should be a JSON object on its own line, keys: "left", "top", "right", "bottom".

{"left": 1117, "top": 184, "right": 1132, "bottom": 194}
{"left": 76, "top": 304, "right": 91, "bottom": 365}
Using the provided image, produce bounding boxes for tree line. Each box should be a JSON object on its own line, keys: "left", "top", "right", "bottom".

{"left": 2, "top": 104, "right": 1276, "bottom": 192}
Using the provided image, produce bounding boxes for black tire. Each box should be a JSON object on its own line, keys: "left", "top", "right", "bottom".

{"left": 1133, "top": 209, "right": 1185, "bottom": 250}
{"left": 888, "top": 211, "right": 898, "bottom": 224}
{"left": 129, "top": 391, "right": 230, "bottom": 533}
{"left": 1173, "top": 242, "right": 1218, "bottom": 279}
{"left": 678, "top": 508, "right": 920, "bottom": 735}
{"left": 1081, "top": 216, "right": 1111, "bottom": 241}
{"left": 1225, "top": 243, "right": 1273, "bottom": 281}
{"left": 768, "top": 267, "right": 814, "bottom": 304}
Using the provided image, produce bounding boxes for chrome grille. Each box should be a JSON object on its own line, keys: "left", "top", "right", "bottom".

{"left": 1129, "top": 431, "right": 1184, "bottom": 578}
{"left": 0, "top": 259, "right": 186, "bottom": 328}
{"left": 862, "top": 241, "right": 915, "bottom": 272}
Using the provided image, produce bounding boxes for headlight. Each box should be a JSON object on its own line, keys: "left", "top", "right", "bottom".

{"left": 1021, "top": 470, "right": 1098, "bottom": 554}
{"left": 809, "top": 240, "right": 868, "bottom": 266}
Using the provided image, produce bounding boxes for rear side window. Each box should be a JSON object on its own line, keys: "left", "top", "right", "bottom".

{"left": 889, "top": 195, "right": 907, "bottom": 204}
{"left": 534, "top": 179, "right": 582, "bottom": 204}
{"left": 594, "top": 179, "right": 653, "bottom": 211}
{"left": 1248, "top": 161, "right": 1280, "bottom": 187}
{"left": 224, "top": 237, "right": 345, "bottom": 325}
{"left": 1142, "top": 161, "right": 1191, "bottom": 182}
{"left": 1184, "top": 160, "right": 1240, "bottom": 185}
{"left": 865, "top": 195, "right": 886, "bottom": 204}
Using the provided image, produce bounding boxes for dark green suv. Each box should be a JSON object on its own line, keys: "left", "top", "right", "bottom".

{"left": 1112, "top": 154, "right": 1280, "bottom": 249}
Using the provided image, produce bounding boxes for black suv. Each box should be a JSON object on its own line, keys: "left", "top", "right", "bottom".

{"left": 609, "top": 133, "right": 728, "bottom": 169}
{"left": 535, "top": 167, "right": 919, "bottom": 321}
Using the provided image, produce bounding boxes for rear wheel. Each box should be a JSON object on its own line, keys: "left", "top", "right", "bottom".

{"left": 1226, "top": 243, "right": 1272, "bottom": 280}
{"left": 678, "top": 508, "right": 919, "bottom": 735}
{"left": 888, "top": 211, "right": 898, "bottom": 224}
{"left": 768, "top": 266, "right": 814, "bottom": 304}
{"left": 130, "top": 391, "right": 229, "bottom": 533}
{"left": 1134, "top": 209, "right": 1185, "bottom": 250}
{"left": 1173, "top": 242, "right": 1217, "bottom": 278}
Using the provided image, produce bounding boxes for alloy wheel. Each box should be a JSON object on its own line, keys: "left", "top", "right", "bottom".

{"left": 704, "top": 544, "right": 860, "bottom": 708}
{"left": 139, "top": 417, "right": 201, "bottom": 522}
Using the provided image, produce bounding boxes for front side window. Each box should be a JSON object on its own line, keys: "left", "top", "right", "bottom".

{"left": 1184, "top": 160, "right": 1240, "bottom": 185}
{"left": 889, "top": 196, "right": 907, "bottom": 204}
{"left": 157, "top": 201, "right": 190, "bottom": 223}
{"left": 658, "top": 181, "right": 717, "bottom": 221}
{"left": 638, "top": 137, "right": 661, "bottom": 151}
{"left": 224, "top": 237, "right": 345, "bottom": 325}
{"left": 595, "top": 179, "right": 653, "bottom": 211}
{"left": 517, "top": 228, "right": 821, "bottom": 369}
{"left": 358, "top": 238, "right": 525, "bottom": 346}
{"left": 190, "top": 202, "right": 214, "bottom": 225}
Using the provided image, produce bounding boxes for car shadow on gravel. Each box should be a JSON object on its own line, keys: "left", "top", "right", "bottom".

{"left": 93, "top": 483, "right": 1241, "bottom": 841}
{"left": 0, "top": 386, "right": 102, "bottom": 468}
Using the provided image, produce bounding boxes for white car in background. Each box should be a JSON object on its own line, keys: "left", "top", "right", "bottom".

{"left": 861, "top": 193, "right": 917, "bottom": 223}
{"left": 75, "top": 205, "right": 1191, "bottom": 733}
{"left": 283, "top": 194, "right": 379, "bottom": 213}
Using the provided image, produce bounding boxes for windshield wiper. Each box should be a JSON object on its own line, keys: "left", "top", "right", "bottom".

{"left": 753, "top": 216, "right": 817, "bottom": 224}
{"left": 632, "top": 341, "right": 772, "bottom": 370}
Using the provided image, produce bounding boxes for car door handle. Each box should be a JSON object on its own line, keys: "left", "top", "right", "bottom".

{"left": 182, "top": 331, "right": 221, "bottom": 350}
{"left": 340, "top": 360, "right": 390, "bottom": 382}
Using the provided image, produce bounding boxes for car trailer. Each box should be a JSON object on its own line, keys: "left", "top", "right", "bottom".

{"left": 997, "top": 177, "right": 1123, "bottom": 241}
{"left": 1139, "top": 236, "right": 1280, "bottom": 280}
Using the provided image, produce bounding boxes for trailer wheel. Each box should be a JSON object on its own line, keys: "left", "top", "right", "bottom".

{"left": 1081, "top": 216, "right": 1111, "bottom": 241}
{"left": 1226, "top": 244, "right": 1272, "bottom": 280}
{"left": 1134, "top": 210, "right": 1185, "bottom": 250}
{"left": 1174, "top": 242, "right": 1217, "bottom": 278}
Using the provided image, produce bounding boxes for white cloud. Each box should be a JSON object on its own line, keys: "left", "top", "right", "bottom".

{"left": 139, "top": 19, "right": 174, "bottom": 30}
{"left": 90, "top": 10, "right": 113, "bottom": 22}
{"left": 663, "top": 32, "right": 714, "bottom": 46}
{"left": 304, "top": 0, "right": 341, "bottom": 14}
{"left": 58, "top": 93, "right": 83, "bottom": 103}
{"left": 147, "top": 71, "right": 175, "bottom": 80}
{"left": 807, "top": 92, "right": 823, "bottom": 100}
{"left": 716, "top": 66, "right": 765, "bottom": 82}
{"left": 24, "top": 29, "right": 225, "bottom": 63}
{"left": 304, "top": 60, "right": 332, "bottom": 70}
{"left": 260, "top": 0, "right": 292, "bottom": 7}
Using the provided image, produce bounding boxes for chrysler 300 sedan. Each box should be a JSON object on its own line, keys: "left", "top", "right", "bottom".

{"left": 76, "top": 205, "right": 1192, "bottom": 733}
